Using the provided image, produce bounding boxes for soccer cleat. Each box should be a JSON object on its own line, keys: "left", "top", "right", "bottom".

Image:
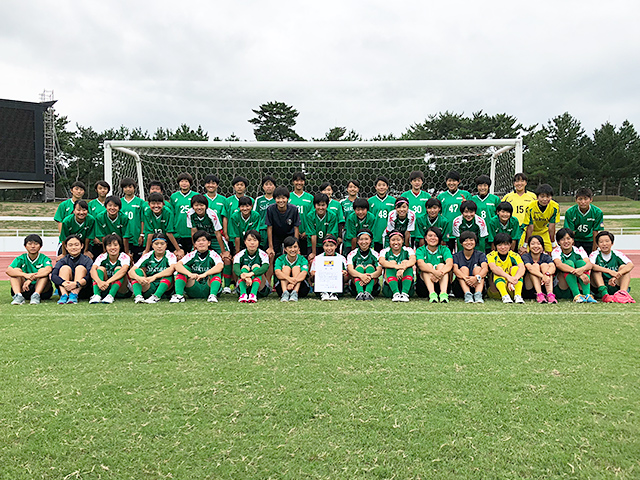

{"left": 602, "top": 294, "right": 613, "bottom": 303}
{"left": 429, "top": 292, "right": 438, "bottom": 303}
{"left": 400, "top": 292, "right": 410, "bottom": 302}
{"left": 464, "top": 292, "right": 474, "bottom": 303}
{"left": 502, "top": 295, "right": 513, "bottom": 304}
{"left": 365, "top": 291, "right": 374, "bottom": 301}
{"left": 546, "top": 293, "right": 558, "bottom": 304}
{"left": 238, "top": 293, "right": 248, "bottom": 303}
{"left": 392, "top": 292, "right": 403, "bottom": 302}
{"left": 11, "top": 294, "right": 25, "bottom": 305}
{"left": 439, "top": 292, "right": 449, "bottom": 303}
{"left": 57, "top": 294, "right": 69, "bottom": 305}
{"left": 320, "top": 292, "right": 331, "bottom": 301}
{"left": 207, "top": 294, "right": 218, "bottom": 303}
{"left": 247, "top": 294, "right": 257, "bottom": 303}
{"left": 222, "top": 287, "right": 232, "bottom": 295}
{"left": 473, "top": 292, "right": 484, "bottom": 303}
{"left": 67, "top": 293, "right": 79, "bottom": 304}
{"left": 329, "top": 293, "right": 339, "bottom": 301}
{"left": 29, "top": 293, "right": 41, "bottom": 305}
{"left": 134, "top": 294, "right": 145, "bottom": 304}
{"left": 169, "top": 294, "right": 185, "bottom": 303}
{"left": 102, "top": 294, "right": 115, "bottom": 304}
{"left": 514, "top": 295, "right": 525, "bottom": 304}
{"left": 145, "top": 295, "right": 160, "bottom": 304}
{"left": 280, "top": 291, "right": 290, "bottom": 302}
{"left": 536, "top": 292, "right": 547, "bottom": 304}
{"left": 89, "top": 294, "right": 102, "bottom": 304}
{"left": 354, "top": 292, "right": 364, "bottom": 301}
{"left": 289, "top": 291, "right": 299, "bottom": 302}
{"left": 573, "top": 294, "right": 586, "bottom": 303}
{"left": 583, "top": 294, "right": 597, "bottom": 303}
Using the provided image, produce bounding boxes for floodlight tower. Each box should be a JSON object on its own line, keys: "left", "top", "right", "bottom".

{"left": 39, "top": 90, "right": 57, "bottom": 201}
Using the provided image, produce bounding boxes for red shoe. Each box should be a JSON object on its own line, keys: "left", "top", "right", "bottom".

{"left": 602, "top": 294, "right": 614, "bottom": 303}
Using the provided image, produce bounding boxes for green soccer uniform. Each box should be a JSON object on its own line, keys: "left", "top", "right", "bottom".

{"left": 380, "top": 246, "right": 414, "bottom": 264}
{"left": 121, "top": 196, "right": 146, "bottom": 240}
{"left": 340, "top": 197, "right": 356, "bottom": 219}
{"left": 88, "top": 199, "right": 106, "bottom": 217}
{"left": 53, "top": 199, "right": 76, "bottom": 223}
{"left": 60, "top": 214, "right": 96, "bottom": 243}
{"left": 487, "top": 216, "right": 522, "bottom": 244}
{"left": 306, "top": 210, "right": 339, "bottom": 243}
{"left": 289, "top": 191, "right": 314, "bottom": 234}
{"left": 401, "top": 190, "right": 431, "bottom": 218}
{"left": 564, "top": 204, "right": 605, "bottom": 243}
{"left": 368, "top": 195, "right": 396, "bottom": 243}
{"left": 274, "top": 253, "right": 309, "bottom": 273}
{"left": 170, "top": 190, "right": 198, "bottom": 239}
{"left": 181, "top": 249, "right": 223, "bottom": 275}
{"left": 94, "top": 211, "right": 132, "bottom": 241}
{"left": 143, "top": 207, "right": 176, "bottom": 236}
{"left": 347, "top": 248, "right": 380, "bottom": 268}
{"left": 228, "top": 210, "right": 261, "bottom": 242}
{"left": 253, "top": 195, "right": 275, "bottom": 230}
{"left": 226, "top": 195, "right": 255, "bottom": 221}
{"left": 345, "top": 211, "right": 376, "bottom": 242}
{"left": 233, "top": 249, "right": 270, "bottom": 276}
{"left": 186, "top": 208, "right": 223, "bottom": 236}
{"left": 415, "top": 214, "right": 451, "bottom": 241}
{"left": 205, "top": 193, "right": 228, "bottom": 219}
{"left": 551, "top": 246, "right": 588, "bottom": 265}
{"left": 135, "top": 250, "right": 178, "bottom": 276}
{"left": 452, "top": 215, "right": 489, "bottom": 251}
{"left": 437, "top": 189, "right": 472, "bottom": 224}
{"left": 472, "top": 193, "right": 501, "bottom": 221}
{"left": 416, "top": 244, "right": 453, "bottom": 266}
{"left": 9, "top": 253, "right": 52, "bottom": 277}
{"left": 328, "top": 199, "right": 345, "bottom": 224}
{"left": 589, "top": 248, "right": 632, "bottom": 292}
{"left": 94, "top": 252, "right": 131, "bottom": 277}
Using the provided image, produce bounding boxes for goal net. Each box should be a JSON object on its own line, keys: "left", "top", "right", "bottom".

{"left": 103, "top": 140, "right": 522, "bottom": 200}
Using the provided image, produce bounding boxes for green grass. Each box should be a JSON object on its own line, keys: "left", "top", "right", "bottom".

{"left": 1, "top": 281, "right": 639, "bottom": 479}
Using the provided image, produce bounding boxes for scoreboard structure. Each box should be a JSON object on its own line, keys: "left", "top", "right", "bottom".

{"left": 0, "top": 98, "right": 55, "bottom": 190}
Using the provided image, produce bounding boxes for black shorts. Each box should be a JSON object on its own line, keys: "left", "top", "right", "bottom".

{"left": 176, "top": 237, "right": 193, "bottom": 253}
{"left": 10, "top": 280, "right": 53, "bottom": 299}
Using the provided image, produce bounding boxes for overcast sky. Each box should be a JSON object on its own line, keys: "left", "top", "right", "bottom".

{"left": 2, "top": 0, "right": 639, "bottom": 140}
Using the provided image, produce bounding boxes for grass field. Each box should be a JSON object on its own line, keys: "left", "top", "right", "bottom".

{"left": 1, "top": 280, "right": 639, "bottom": 479}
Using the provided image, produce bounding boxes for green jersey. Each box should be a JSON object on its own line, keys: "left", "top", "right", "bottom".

{"left": 415, "top": 214, "right": 451, "bottom": 241}
{"left": 170, "top": 190, "right": 197, "bottom": 238}
{"left": 94, "top": 252, "right": 131, "bottom": 277}
{"left": 274, "top": 253, "right": 309, "bottom": 272}
{"left": 135, "top": 250, "right": 177, "bottom": 276}
{"left": 88, "top": 198, "right": 106, "bottom": 217}
{"left": 181, "top": 249, "right": 223, "bottom": 275}
{"left": 588, "top": 249, "right": 631, "bottom": 272}
{"left": 233, "top": 248, "right": 270, "bottom": 276}
{"left": 94, "top": 211, "right": 131, "bottom": 240}
{"left": 347, "top": 248, "right": 380, "bottom": 268}
{"left": 437, "top": 189, "right": 472, "bottom": 223}
{"left": 121, "top": 196, "right": 146, "bottom": 239}
{"left": 328, "top": 199, "right": 345, "bottom": 224}
{"left": 289, "top": 191, "right": 314, "bottom": 234}
{"left": 253, "top": 195, "right": 275, "bottom": 230}
{"left": 205, "top": 193, "right": 228, "bottom": 219}
{"left": 564, "top": 204, "right": 605, "bottom": 243}
{"left": 186, "top": 208, "right": 223, "bottom": 236}
{"left": 226, "top": 195, "right": 255, "bottom": 222}
{"left": 416, "top": 244, "right": 452, "bottom": 266}
{"left": 368, "top": 194, "right": 396, "bottom": 243}
{"left": 345, "top": 211, "right": 376, "bottom": 242}
{"left": 452, "top": 215, "right": 489, "bottom": 251}
{"left": 487, "top": 216, "right": 522, "bottom": 244}
{"left": 401, "top": 190, "right": 431, "bottom": 218}
{"left": 379, "top": 246, "right": 415, "bottom": 264}
{"left": 305, "top": 210, "right": 339, "bottom": 242}
{"left": 472, "top": 193, "right": 501, "bottom": 221}
{"left": 54, "top": 199, "right": 76, "bottom": 223}
{"left": 143, "top": 207, "right": 176, "bottom": 236}
{"left": 551, "top": 246, "right": 588, "bottom": 265}
{"left": 340, "top": 197, "right": 356, "bottom": 219}
{"left": 9, "top": 253, "right": 52, "bottom": 275}
{"left": 228, "top": 210, "right": 261, "bottom": 240}
{"left": 59, "top": 214, "right": 96, "bottom": 243}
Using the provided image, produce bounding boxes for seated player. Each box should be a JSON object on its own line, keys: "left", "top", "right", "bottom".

{"left": 564, "top": 187, "right": 605, "bottom": 254}
{"left": 452, "top": 231, "right": 488, "bottom": 303}
{"left": 143, "top": 192, "right": 183, "bottom": 257}
{"left": 59, "top": 200, "right": 95, "bottom": 259}
{"left": 487, "top": 233, "right": 525, "bottom": 304}
{"left": 551, "top": 228, "right": 596, "bottom": 303}
{"left": 347, "top": 229, "right": 382, "bottom": 301}
{"left": 522, "top": 235, "right": 557, "bottom": 303}
{"left": 51, "top": 235, "right": 93, "bottom": 304}
{"left": 523, "top": 184, "right": 560, "bottom": 254}
{"left": 415, "top": 198, "right": 451, "bottom": 247}
{"left": 589, "top": 231, "right": 635, "bottom": 303}
{"left": 89, "top": 234, "right": 131, "bottom": 304}
{"left": 306, "top": 193, "right": 339, "bottom": 263}
{"left": 451, "top": 200, "right": 489, "bottom": 252}
{"left": 172, "top": 230, "right": 224, "bottom": 303}
{"left": 378, "top": 230, "right": 416, "bottom": 302}
{"left": 416, "top": 227, "right": 453, "bottom": 303}
{"left": 274, "top": 236, "right": 310, "bottom": 302}
{"left": 129, "top": 233, "right": 177, "bottom": 304}
{"left": 309, "top": 235, "right": 349, "bottom": 301}
{"left": 233, "top": 230, "right": 270, "bottom": 303}
{"left": 472, "top": 174, "right": 500, "bottom": 221}
{"left": 7, "top": 234, "right": 53, "bottom": 305}
{"left": 382, "top": 197, "right": 416, "bottom": 248}
{"left": 344, "top": 198, "right": 376, "bottom": 254}
{"left": 487, "top": 202, "right": 521, "bottom": 252}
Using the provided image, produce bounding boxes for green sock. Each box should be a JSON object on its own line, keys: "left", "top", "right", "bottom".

{"left": 250, "top": 278, "right": 261, "bottom": 295}
{"left": 132, "top": 269, "right": 144, "bottom": 296}
{"left": 387, "top": 269, "right": 399, "bottom": 294}
{"left": 239, "top": 282, "right": 247, "bottom": 295}
{"left": 355, "top": 266, "right": 365, "bottom": 293}
{"left": 209, "top": 278, "right": 221, "bottom": 296}
{"left": 223, "top": 264, "right": 232, "bottom": 287}
{"left": 401, "top": 276, "right": 413, "bottom": 294}
{"left": 93, "top": 269, "right": 106, "bottom": 295}
{"left": 108, "top": 281, "right": 120, "bottom": 297}
{"left": 598, "top": 285, "right": 608, "bottom": 297}
{"left": 564, "top": 274, "right": 581, "bottom": 297}
{"left": 174, "top": 277, "right": 187, "bottom": 295}
{"left": 364, "top": 266, "right": 376, "bottom": 294}
{"left": 155, "top": 279, "right": 170, "bottom": 298}
{"left": 579, "top": 277, "right": 591, "bottom": 296}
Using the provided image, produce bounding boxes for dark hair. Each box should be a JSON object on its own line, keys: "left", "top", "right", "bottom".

{"left": 323, "top": 234, "right": 338, "bottom": 245}
{"left": 459, "top": 230, "right": 477, "bottom": 244}
{"left": 513, "top": 172, "right": 528, "bottom": 182}
{"left": 94, "top": 180, "right": 110, "bottom": 191}
{"left": 120, "top": 177, "right": 136, "bottom": 189}
{"left": 103, "top": 233, "right": 124, "bottom": 252}
{"left": 493, "top": 232, "right": 512, "bottom": 246}
{"left": 232, "top": 175, "right": 248, "bottom": 187}
{"left": 24, "top": 234, "right": 43, "bottom": 246}
{"left": 356, "top": 228, "right": 373, "bottom": 240}
{"left": 536, "top": 184, "right": 554, "bottom": 196}
{"left": 395, "top": 197, "right": 409, "bottom": 208}
{"left": 238, "top": 196, "right": 253, "bottom": 207}
{"left": 190, "top": 194, "right": 208, "bottom": 207}
{"left": 244, "top": 229, "right": 261, "bottom": 243}
{"left": 347, "top": 179, "right": 360, "bottom": 188}
{"left": 261, "top": 175, "right": 277, "bottom": 187}
{"left": 313, "top": 193, "right": 329, "bottom": 206}
{"left": 319, "top": 182, "right": 332, "bottom": 192}
{"left": 151, "top": 232, "right": 167, "bottom": 243}
{"left": 425, "top": 226, "right": 443, "bottom": 242}
{"left": 374, "top": 175, "right": 389, "bottom": 187}
{"left": 149, "top": 180, "right": 164, "bottom": 192}
{"left": 425, "top": 198, "right": 442, "bottom": 210}
{"left": 475, "top": 174, "right": 491, "bottom": 186}
{"left": 105, "top": 196, "right": 121, "bottom": 209}
{"left": 445, "top": 170, "right": 460, "bottom": 182}
{"left": 529, "top": 235, "right": 545, "bottom": 249}
{"left": 64, "top": 234, "right": 83, "bottom": 246}
{"left": 283, "top": 236, "right": 299, "bottom": 248}
{"left": 292, "top": 171, "right": 306, "bottom": 182}
{"left": 556, "top": 228, "right": 574, "bottom": 241}
{"left": 575, "top": 187, "right": 593, "bottom": 199}
{"left": 192, "top": 230, "right": 211, "bottom": 243}
{"left": 409, "top": 170, "right": 425, "bottom": 181}
{"left": 273, "top": 186, "right": 290, "bottom": 199}
{"left": 147, "top": 192, "right": 165, "bottom": 203}
{"left": 596, "top": 231, "right": 615, "bottom": 244}
{"left": 496, "top": 201, "right": 513, "bottom": 214}
{"left": 176, "top": 172, "right": 193, "bottom": 185}
{"left": 204, "top": 174, "right": 220, "bottom": 185}
{"left": 74, "top": 200, "right": 89, "bottom": 211}
{"left": 387, "top": 230, "right": 405, "bottom": 241}
{"left": 71, "top": 181, "right": 86, "bottom": 191}
{"left": 353, "top": 198, "right": 369, "bottom": 210}
{"left": 460, "top": 200, "right": 477, "bottom": 213}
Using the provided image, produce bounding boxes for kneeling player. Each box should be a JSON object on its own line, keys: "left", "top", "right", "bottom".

{"left": 89, "top": 234, "right": 131, "bottom": 304}
{"left": 379, "top": 230, "right": 416, "bottom": 302}
{"left": 7, "top": 234, "right": 53, "bottom": 305}
{"left": 416, "top": 227, "right": 453, "bottom": 303}
{"left": 233, "top": 230, "right": 270, "bottom": 303}
{"left": 452, "top": 231, "right": 488, "bottom": 303}
{"left": 589, "top": 231, "right": 635, "bottom": 303}
{"left": 347, "top": 229, "right": 382, "bottom": 300}
{"left": 172, "top": 230, "right": 224, "bottom": 303}
{"left": 552, "top": 228, "right": 596, "bottom": 303}
{"left": 487, "top": 233, "right": 525, "bottom": 304}
{"left": 129, "top": 233, "right": 177, "bottom": 303}
{"left": 274, "top": 236, "right": 310, "bottom": 302}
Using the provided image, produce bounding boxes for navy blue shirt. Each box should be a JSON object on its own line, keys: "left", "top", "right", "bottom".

{"left": 51, "top": 254, "right": 93, "bottom": 286}
{"left": 265, "top": 203, "right": 301, "bottom": 240}
{"left": 452, "top": 249, "right": 487, "bottom": 272}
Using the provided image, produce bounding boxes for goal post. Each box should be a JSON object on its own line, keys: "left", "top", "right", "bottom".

{"left": 103, "top": 139, "right": 523, "bottom": 201}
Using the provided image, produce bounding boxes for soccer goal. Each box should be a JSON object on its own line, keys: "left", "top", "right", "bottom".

{"left": 103, "top": 139, "right": 523, "bottom": 200}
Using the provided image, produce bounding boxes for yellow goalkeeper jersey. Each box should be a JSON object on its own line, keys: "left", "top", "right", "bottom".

{"left": 502, "top": 191, "right": 537, "bottom": 225}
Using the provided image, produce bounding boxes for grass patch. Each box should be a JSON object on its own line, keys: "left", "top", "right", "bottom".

{"left": 557, "top": 201, "right": 640, "bottom": 216}
{"left": 1, "top": 280, "right": 639, "bottom": 479}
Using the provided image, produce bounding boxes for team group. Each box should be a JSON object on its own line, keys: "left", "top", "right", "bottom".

{"left": 7, "top": 169, "right": 635, "bottom": 305}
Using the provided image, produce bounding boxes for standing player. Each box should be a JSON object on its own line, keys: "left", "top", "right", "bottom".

{"left": 129, "top": 233, "right": 177, "bottom": 304}
{"left": 120, "top": 177, "right": 146, "bottom": 261}
{"left": 401, "top": 170, "right": 431, "bottom": 218}
{"left": 451, "top": 200, "right": 489, "bottom": 252}
{"left": 320, "top": 182, "right": 346, "bottom": 227}
{"left": 437, "top": 170, "right": 471, "bottom": 250}
{"left": 229, "top": 196, "right": 262, "bottom": 252}
{"left": 487, "top": 202, "right": 521, "bottom": 252}
{"left": 289, "top": 172, "right": 314, "bottom": 255}
{"left": 266, "top": 187, "right": 301, "bottom": 259}
{"left": 93, "top": 196, "right": 132, "bottom": 256}
{"left": 472, "top": 175, "right": 500, "bottom": 221}
{"left": 88, "top": 181, "right": 110, "bottom": 217}
{"left": 340, "top": 180, "right": 360, "bottom": 219}
{"left": 382, "top": 197, "right": 416, "bottom": 247}
{"left": 59, "top": 200, "right": 95, "bottom": 258}
{"left": 254, "top": 175, "right": 277, "bottom": 251}
{"left": 368, "top": 176, "right": 396, "bottom": 252}
{"left": 414, "top": 198, "right": 451, "bottom": 247}
{"left": 378, "top": 230, "right": 416, "bottom": 302}
{"left": 142, "top": 192, "right": 183, "bottom": 257}
{"left": 203, "top": 174, "right": 232, "bottom": 292}
{"left": 502, "top": 172, "right": 537, "bottom": 249}
{"left": 7, "top": 234, "right": 53, "bottom": 305}
{"left": 563, "top": 187, "right": 604, "bottom": 254}
{"left": 170, "top": 173, "right": 198, "bottom": 254}
{"left": 523, "top": 184, "right": 560, "bottom": 254}
{"left": 344, "top": 198, "right": 376, "bottom": 254}
{"left": 54, "top": 181, "right": 86, "bottom": 234}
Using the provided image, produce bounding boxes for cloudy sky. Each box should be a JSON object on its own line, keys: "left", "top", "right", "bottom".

{"left": 2, "top": 0, "right": 639, "bottom": 140}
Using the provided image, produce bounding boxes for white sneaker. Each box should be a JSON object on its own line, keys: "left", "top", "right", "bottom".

{"left": 134, "top": 294, "right": 145, "bottom": 304}
{"left": 11, "top": 294, "right": 25, "bottom": 305}
{"left": 247, "top": 293, "right": 257, "bottom": 303}
{"left": 207, "top": 294, "right": 218, "bottom": 303}
{"left": 329, "top": 293, "right": 339, "bottom": 301}
{"left": 222, "top": 287, "right": 232, "bottom": 295}
{"left": 289, "top": 291, "right": 299, "bottom": 302}
{"left": 473, "top": 292, "right": 484, "bottom": 303}
{"left": 281, "top": 291, "right": 290, "bottom": 302}
{"left": 169, "top": 294, "right": 185, "bottom": 303}
{"left": 400, "top": 292, "right": 410, "bottom": 302}
{"left": 89, "top": 294, "right": 102, "bottom": 304}
{"left": 464, "top": 292, "right": 474, "bottom": 303}
{"left": 102, "top": 294, "right": 115, "bottom": 304}
{"left": 514, "top": 295, "right": 525, "bottom": 304}
{"left": 320, "top": 292, "right": 330, "bottom": 301}
{"left": 238, "top": 293, "right": 248, "bottom": 303}
{"left": 30, "top": 293, "right": 41, "bottom": 305}
{"left": 502, "top": 295, "right": 513, "bottom": 304}
{"left": 392, "top": 292, "right": 402, "bottom": 302}
{"left": 145, "top": 295, "right": 160, "bottom": 304}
